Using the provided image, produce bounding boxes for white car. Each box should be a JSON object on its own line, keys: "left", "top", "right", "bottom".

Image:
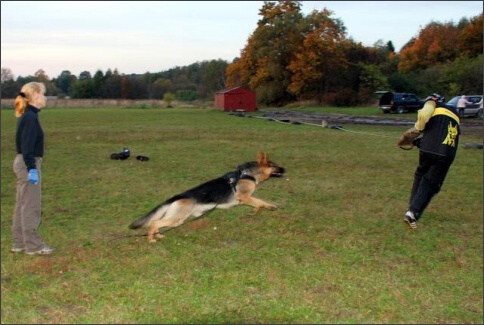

{"left": 446, "top": 95, "right": 483, "bottom": 118}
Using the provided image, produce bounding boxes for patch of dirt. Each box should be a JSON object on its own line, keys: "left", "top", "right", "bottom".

{"left": 260, "top": 110, "right": 483, "bottom": 139}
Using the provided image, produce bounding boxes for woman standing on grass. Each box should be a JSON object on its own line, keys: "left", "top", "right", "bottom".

{"left": 11, "top": 81, "right": 54, "bottom": 255}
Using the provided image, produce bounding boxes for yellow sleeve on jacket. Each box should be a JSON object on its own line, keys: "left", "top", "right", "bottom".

{"left": 414, "top": 100, "right": 436, "bottom": 131}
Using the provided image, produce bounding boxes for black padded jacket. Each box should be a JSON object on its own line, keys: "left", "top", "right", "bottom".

{"left": 15, "top": 105, "right": 44, "bottom": 171}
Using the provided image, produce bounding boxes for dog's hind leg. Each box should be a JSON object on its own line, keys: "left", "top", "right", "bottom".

{"left": 147, "top": 199, "right": 195, "bottom": 243}
{"left": 148, "top": 219, "right": 182, "bottom": 243}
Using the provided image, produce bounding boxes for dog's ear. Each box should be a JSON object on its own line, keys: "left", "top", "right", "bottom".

{"left": 257, "top": 152, "right": 267, "bottom": 166}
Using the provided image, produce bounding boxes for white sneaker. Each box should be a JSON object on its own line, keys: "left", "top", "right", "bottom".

{"left": 404, "top": 211, "right": 417, "bottom": 229}
{"left": 25, "top": 245, "right": 54, "bottom": 255}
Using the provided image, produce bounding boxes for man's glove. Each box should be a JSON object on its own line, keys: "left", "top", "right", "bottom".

{"left": 397, "top": 127, "right": 421, "bottom": 148}
{"left": 28, "top": 169, "right": 39, "bottom": 184}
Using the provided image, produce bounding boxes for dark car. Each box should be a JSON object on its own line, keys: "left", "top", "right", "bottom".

{"left": 445, "top": 95, "right": 483, "bottom": 118}
{"left": 375, "top": 91, "right": 425, "bottom": 114}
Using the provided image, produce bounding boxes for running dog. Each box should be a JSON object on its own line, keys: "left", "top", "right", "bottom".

{"left": 129, "top": 152, "right": 285, "bottom": 243}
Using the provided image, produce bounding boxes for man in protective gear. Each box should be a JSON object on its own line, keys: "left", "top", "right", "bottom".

{"left": 397, "top": 93, "right": 460, "bottom": 229}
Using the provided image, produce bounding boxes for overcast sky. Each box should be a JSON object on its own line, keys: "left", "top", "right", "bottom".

{"left": 1, "top": 1, "right": 482, "bottom": 79}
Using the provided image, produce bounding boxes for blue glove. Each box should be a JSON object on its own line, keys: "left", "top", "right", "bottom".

{"left": 28, "top": 169, "right": 39, "bottom": 185}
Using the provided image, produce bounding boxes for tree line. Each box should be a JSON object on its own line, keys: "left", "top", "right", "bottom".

{"left": 1, "top": 1, "right": 482, "bottom": 107}
{"left": 1, "top": 60, "right": 228, "bottom": 103}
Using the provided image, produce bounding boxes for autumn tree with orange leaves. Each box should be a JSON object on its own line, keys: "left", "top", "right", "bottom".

{"left": 287, "top": 8, "right": 348, "bottom": 100}
{"left": 399, "top": 14, "right": 482, "bottom": 74}
{"left": 227, "top": 1, "right": 406, "bottom": 106}
{"left": 227, "top": 1, "right": 304, "bottom": 105}
{"left": 457, "top": 14, "right": 483, "bottom": 58}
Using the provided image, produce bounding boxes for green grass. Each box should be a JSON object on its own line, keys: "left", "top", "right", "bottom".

{"left": 1, "top": 107, "right": 482, "bottom": 324}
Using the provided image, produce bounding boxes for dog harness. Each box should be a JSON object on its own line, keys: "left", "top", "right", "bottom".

{"left": 226, "top": 169, "right": 256, "bottom": 192}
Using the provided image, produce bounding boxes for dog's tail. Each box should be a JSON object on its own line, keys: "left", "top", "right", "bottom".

{"left": 129, "top": 203, "right": 169, "bottom": 229}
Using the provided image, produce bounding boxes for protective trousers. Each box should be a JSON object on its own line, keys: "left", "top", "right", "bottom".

{"left": 12, "top": 154, "right": 45, "bottom": 252}
{"left": 409, "top": 151, "right": 453, "bottom": 219}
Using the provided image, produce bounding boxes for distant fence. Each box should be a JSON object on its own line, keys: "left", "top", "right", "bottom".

{"left": 0, "top": 99, "right": 214, "bottom": 109}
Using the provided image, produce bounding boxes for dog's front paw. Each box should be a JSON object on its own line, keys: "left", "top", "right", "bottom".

{"left": 262, "top": 204, "right": 277, "bottom": 211}
{"left": 148, "top": 238, "right": 157, "bottom": 244}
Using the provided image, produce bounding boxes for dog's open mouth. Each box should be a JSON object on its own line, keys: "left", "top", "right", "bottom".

{"left": 271, "top": 168, "right": 285, "bottom": 177}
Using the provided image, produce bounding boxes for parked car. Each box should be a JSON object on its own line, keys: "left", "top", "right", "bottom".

{"left": 374, "top": 91, "right": 425, "bottom": 114}
{"left": 445, "top": 95, "right": 483, "bottom": 118}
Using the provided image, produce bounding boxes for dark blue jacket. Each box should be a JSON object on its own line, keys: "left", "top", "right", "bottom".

{"left": 15, "top": 105, "right": 44, "bottom": 170}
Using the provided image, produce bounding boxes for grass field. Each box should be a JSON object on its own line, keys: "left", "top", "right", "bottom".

{"left": 1, "top": 107, "right": 482, "bottom": 324}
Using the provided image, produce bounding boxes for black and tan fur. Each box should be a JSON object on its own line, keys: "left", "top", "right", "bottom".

{"left": 129, "top": 152, "right": 285, "bottom": 243}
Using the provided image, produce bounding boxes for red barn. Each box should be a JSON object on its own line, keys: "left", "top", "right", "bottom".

{"left": 214, "top": 86, "right": 257, "bottom": 112}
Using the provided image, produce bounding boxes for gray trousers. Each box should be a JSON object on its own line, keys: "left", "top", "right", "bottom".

{"left": 12, "top": 154, "right": 45, "bottom": 252}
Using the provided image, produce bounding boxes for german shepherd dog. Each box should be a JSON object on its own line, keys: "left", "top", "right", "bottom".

{"left": 129, "top": 152, "right": 285, "bottom": 243}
